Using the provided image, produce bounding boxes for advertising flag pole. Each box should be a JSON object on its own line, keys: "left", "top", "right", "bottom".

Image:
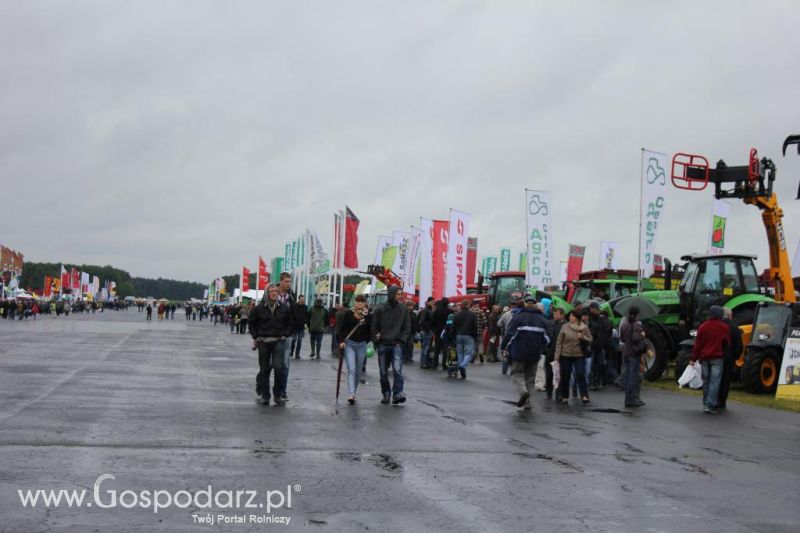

{"left": 637, "top": 149, "right": 644, "bottom": 295}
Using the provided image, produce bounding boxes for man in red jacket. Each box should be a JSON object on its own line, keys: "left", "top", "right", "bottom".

{"left": 691, "top": 305, "right": 730, "bottom": 413}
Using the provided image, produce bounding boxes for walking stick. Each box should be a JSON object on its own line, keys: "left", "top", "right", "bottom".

{"left": 335, "top": 346, "right": 344, "bottom": 413}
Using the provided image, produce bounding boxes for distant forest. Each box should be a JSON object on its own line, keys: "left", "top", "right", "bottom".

{"left": 19, "top": 262, "right": 206, "bottom": 301}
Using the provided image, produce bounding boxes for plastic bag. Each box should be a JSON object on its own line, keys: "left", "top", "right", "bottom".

{"left": 551, "top": 360, "right": 561, "bottom": 390}
{"left": 365, "top": 341, "right": 375, "bottom": 358}
{"left": 678, "top": 362, "right": 703, "bottom": 389}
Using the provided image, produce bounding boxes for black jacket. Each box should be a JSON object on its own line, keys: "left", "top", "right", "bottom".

{"left": 292, "top": 304, "right": 309, "bottom": 331}
{"left": 454, "top": 309, "right": 477, "bottom": 336}
{"left": 418, "top": 307, "right": 433, "bottom": 333}
{"left": 370, "top": 300, "right": 411, "bottom": 345}
{"left": 338, "top": 309, "right": 372, "bottom": 343}
{"left": 724, "top": 318, "right": 744, "bottom": 361}
{"left": 588, "top": 312, "right": 612, "bottom": 352}
{"left": 249, "top": 300, "right": 292, "bottom": 339}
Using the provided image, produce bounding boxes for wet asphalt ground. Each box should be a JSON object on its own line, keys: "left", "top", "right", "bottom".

{"left": 0, "top": 310, "right": 798, "bottom": 533}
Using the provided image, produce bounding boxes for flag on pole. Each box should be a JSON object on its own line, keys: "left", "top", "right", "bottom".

{"left": 707, "top": 199, "right": 731, "bottom": 255}
{"left": 60, "top": 265, "right": 69, "bottom": 292}
{"left": 344, "top": 206, "right": 359, "bottom": 269}
{"left": 525, "top": 189, "right": 555, "bottom": 289}
{"left": 242, "top": 267, "right": 251, "bottom": 292}
{"left": 432, "top": 220, "right": 449, "bottom": 299}
{"left": 419, "top": 219, "right": 433, "bottom": 304}
{"left": 444, "top": 209, "right": 470, "bottom": 298}
{"left": 599, "top": 241, "right": 618, "bottom": 270}
{"left": 640, "top": 149, "right": 669, "bottom": 277}
{"left": 258, "top": 256, "right": 268, "bottom": 290}
{"left": 566, "top": 244, "right": 586, "bottom": 281}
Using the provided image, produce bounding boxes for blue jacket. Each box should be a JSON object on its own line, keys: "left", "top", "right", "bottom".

{"left": 501, "top": 307, "right": 550, "bottom": 363}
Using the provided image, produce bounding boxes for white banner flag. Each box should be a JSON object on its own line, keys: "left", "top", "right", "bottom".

{"left": 599, "top": 241, "right": 618, "bottom": 270}
{"left": 404, "top": 227, "right": 423, "bottom": 294}
{"left": 640, "top": 149, "right": 669, "bottom": 277}
{"left": 525, "top": 189, "right": 555, "bottom": 289}
{"left": 559, "top": 261, "right": 568, "bottom": 284}
{"left": 707, "top": 198, "right": 732, "bottom": 255}
{"left": 445, "top": 209, "right": 471, "bottom": 297}
{"left": 391, "top": 231, "right": 410, "bottom": 275}
{"left": 419, "top": 219, "right": 433, "bottom": 304}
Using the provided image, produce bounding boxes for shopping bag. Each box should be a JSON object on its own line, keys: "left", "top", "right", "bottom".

{"left": 365, "top": 341, "right": 375, "bottom": 358}
{"left": 677, "top": 362, "right": 703, "bottom": 389}
{"left": 551, "top": 360, "right": 561, "bottom": 390}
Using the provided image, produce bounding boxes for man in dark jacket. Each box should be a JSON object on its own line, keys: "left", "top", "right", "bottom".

{"left": 418, "top": 297, "right": 434, "bottom": 369}
{"left": 486, "top": 305, "right": 501, "bottom": 362}
{"left": 370, "top": 285, "right": 411, "bottom": 405}
{"left": 307, "top": 298, "right": 328, "bottom": 359}
{"left": 501, "top": 296, "right": 549, "bottom": 410}
{"left": 588, "top": 302, "right": 612, "bottom": 389}
{"left": 275, "top": 272, "right": 298, "bottom": 402}
{"left": 691, "top": 305, "right": 731, "bottom": 414}
{"left": 248, "top": 284, "right": 292, "bottom": 405}
{"left": 453, "top": 300, "right": 477, "bottom": 379}
{"left": 719, "top": 308, "right": 743, "bottom": 409}
{"left": 290, "top": 295, "right": 308, "bottom": 359}
{"left": 430, "top": 298, "right": 450, "bottom": 370}
{"left": 402, "top": 299, "right": 417, "bottom": 363}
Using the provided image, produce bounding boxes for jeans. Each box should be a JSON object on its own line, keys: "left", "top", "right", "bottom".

{"left": 456, "top": 335, "right": 475, "bottom": 370}
{"left": 239, "top": 318, "right": 248, "bottom": 334}
{"left": 309, "top": 332, "right": 324, "bottom": 357}
{"left": 377, "top": 343, "right": 404, "bottom": 396}
{"left": 420, "top": 331, "right": 432, "bottom": 366}
{"left": 559, "top": 357, "right": 588, "bottom": 399}
{"left": 701, "top": 358, "right": 724, "bottom": 409}
{"left": 290, "top": 330, "right": 305, "bottom": 357}
{"left": 591, "top": 348, "right": 606, "bottom": 386}
{"left": 345, "top": 340, "right": 368, "bottom": 396}
{"left": 255, "top": 340, "right": 286, "bottom": 400}
{"left": 280, "top": 340, "right": 291, "bottom": 397}
{"left": 622, "top": 355, "right": 641, "bottom": 406}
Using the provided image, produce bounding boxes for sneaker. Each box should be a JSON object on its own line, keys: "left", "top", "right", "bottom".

{"left": 703, "top": 406, "right": 718, "bottom": 414}
{"left": 294, "top": 355, "right": 300, "bottom": 359}
{"left": 392, "top": 394, "right": 406, "bottom": 405}
{"left": 545, "top": 392, "right": 553, "bottom": 400}
{"left": 315, "top": 355, "right": 320, "bottom": 360}
{"left": 516, "top": 391, "right": 530, "bottom": 408}
{"left": 274, "top": 397, "right": 285, "bottom": 405}
{"left": 360, "top": 377, "right": 367, "bottom": 384}
{"left": 280, "top": 394, "right": 288, "bottom": 402}
{"left": 258, "top": 395, "right": 270, "bottom": 405}
{"left": 581, "top": 396, "right": 591, "bottom": 405}
{"left": 459, "top": 368, "right": 466, "bottom": 380}
{"left": 625, "top": 401, "right": 645, "bottom": 408}
{"left": 381, "top": 393, "right": 391, "bottom": 404}
{"left": 348, "top": 397, "right": 356, "bottom": 405}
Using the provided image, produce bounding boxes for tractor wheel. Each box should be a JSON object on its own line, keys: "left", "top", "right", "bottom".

{"left": 642, "top": 322, "right": 669, "bottom": 382}
{"left": 674, "top": 348, "right": 693, "bottom": 382}
{"left": 741, "top": 347, "right": 780, "bottom": 394}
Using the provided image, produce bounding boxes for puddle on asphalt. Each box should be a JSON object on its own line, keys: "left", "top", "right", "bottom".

{"left": 333, "top": 451, "right": 403, "bottom": 476}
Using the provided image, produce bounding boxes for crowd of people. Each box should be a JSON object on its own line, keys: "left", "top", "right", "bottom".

{"left": 0, "top": 298, "right": 129, "bottom": 320}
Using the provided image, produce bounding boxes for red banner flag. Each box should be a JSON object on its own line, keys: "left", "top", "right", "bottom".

{"left": 432, "top": 220, "right": 449, "bottom": 300}
{"left": 344, "top": 206, "right": 359, "bottom": 269}
{"left": 257, "top": 256, "right": 268, "bottom": 290}
{"left": 71, "top": 268, "right": 80, "bottom": 290}
{"left": 466, "top": 237, "right": 477, "bottom": 285}
{"left": 242, "top": 267, "right": 250, "bottom": 292}
{"left": 566, "top": 244, "right": 586, "bottom": 282}
{"left": 60, "top": 265, "right": 69, "bottom": 291}
{"left": 43, "top": 276, "right": 53, "bottom": 298}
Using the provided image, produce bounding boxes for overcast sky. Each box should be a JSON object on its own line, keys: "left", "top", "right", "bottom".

{"left": 3, "top": 1, "right": 799, "bottom": 283}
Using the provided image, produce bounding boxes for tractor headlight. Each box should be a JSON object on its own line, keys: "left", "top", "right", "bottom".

{"left": 758, "top": 332, "right": 770, "bottom": 341}
{"left": 689, "top": 329, "right": 697, "bottom": 337}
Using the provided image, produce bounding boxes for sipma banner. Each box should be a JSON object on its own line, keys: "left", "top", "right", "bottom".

{"left": 525, "top": 189, "right": 555, "bottom": 289}
{"left": 640, "top": 149, "right": 669, "bottom": 277}
{"left": 566, "top": 244, "right": 586, "bottom": 282}
{"left": 445, "top": 209, "right": 470, "bottom": 298}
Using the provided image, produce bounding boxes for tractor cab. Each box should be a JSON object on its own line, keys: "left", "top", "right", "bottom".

{"left": 750, "top": 301, "right": 800, "bottom": 349}
{"left": 487, "top": 271, "right": 526, "bottom": 309}
{"left": 678, "top": 254, "right": 762, "bottom": 327}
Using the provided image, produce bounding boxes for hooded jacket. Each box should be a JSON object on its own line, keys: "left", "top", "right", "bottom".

{"left": 249, "top": 299, "right": 292, "bottom": 339}
{"left": 308, "top": 303, "right": 328, "bottom": 333}
{"left": 371, "top": 294, "right": 411, "bottom": 345}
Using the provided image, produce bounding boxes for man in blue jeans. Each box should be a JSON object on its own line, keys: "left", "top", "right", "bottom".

{"left": 453, "top": 300, "right": 477, "bottom": 379}
{"left": 371, "top": 285, "right": 411, "bottom": 405}
{"left": 691, "top": 305, "right": 730, "bottom": 414}
{"left": 248, "top": 284, "right": 292, "bottom": 405}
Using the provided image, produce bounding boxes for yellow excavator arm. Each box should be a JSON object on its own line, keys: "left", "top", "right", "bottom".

{"left": 746, "top": 194, "right": 796, "bottom": 303}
